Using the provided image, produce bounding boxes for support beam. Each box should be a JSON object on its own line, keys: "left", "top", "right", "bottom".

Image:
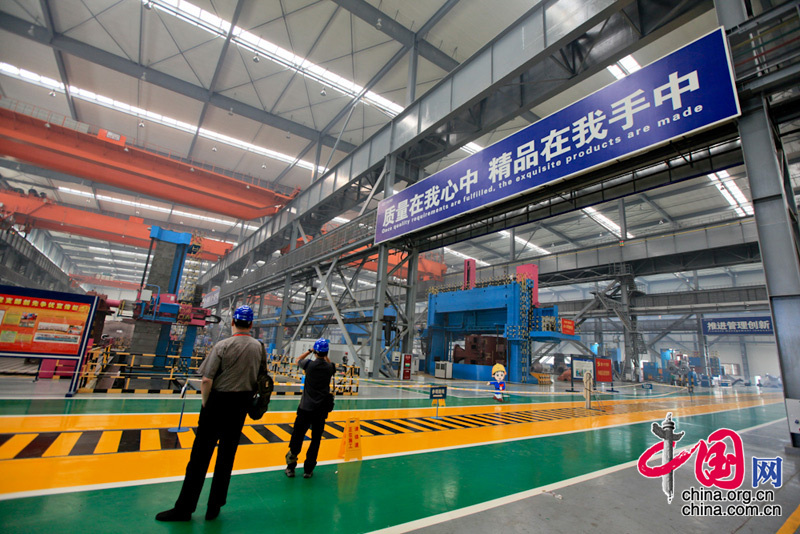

{"left": 39, "top": 0, "right": 78, "bottom": 121}
{"left": 0, "top": 14, "right": 357, "bottom": 153}
{"left": 330, "top": 0, "right": 459, "bottom": 72}
{"left": 187, "top": 0, "right": 246, "bottom": 157}
{"left": 738, "top": 98, "right": 800, "bottom": 449}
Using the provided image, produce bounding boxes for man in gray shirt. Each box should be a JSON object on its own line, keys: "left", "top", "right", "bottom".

{"left": 156, "top": 305, "right": 263, "bottom": 522}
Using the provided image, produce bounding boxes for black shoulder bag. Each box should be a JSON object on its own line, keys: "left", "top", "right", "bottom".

{"left": 248, "top": 343, "right": 274, "bottom": 420}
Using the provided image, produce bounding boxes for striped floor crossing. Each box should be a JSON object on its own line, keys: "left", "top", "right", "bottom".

{"left": 0, "top": 404, "right": 603, "bottom": 460}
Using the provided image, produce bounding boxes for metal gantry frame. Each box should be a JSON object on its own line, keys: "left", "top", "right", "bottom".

{"left": 200, "top": 0, "right": 713, "bottom": 288}
{"left": 199, "top": 3, "right": 800, "bottom": 425}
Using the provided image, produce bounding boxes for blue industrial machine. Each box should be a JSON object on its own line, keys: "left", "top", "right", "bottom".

{"left": 123, "top": 226, "right": 216, "bottom": 368}
{"left": 425, "top": 271, "right": 580, "bottom": 383}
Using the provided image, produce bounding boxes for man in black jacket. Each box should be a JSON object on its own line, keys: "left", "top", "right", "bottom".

{"left": 285, "top": 338, "right": 336, "bottom": 478}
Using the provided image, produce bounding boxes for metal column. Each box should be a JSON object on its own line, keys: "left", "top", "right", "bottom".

{"left": 739, "top": 337, "right": 751, "bottom": 383}
{"left": 739, "top": 100, "right": 800, "bottom": 449}
{"left": 275, "top": 223, "right": 300, "bottom": 353}
{"left": 402, "top": 248, "right": 419, "bottom": 355}
{"left": 620, "top": 281, "right": 633, "bottom": 378}
{"left": 717, "top": 0, "right": 800, "bottom": 450}
{"left": 406, "top": 41, "right": 418, "bottom": 106}
{"left": 369, "top": 155, "right": 396, "bottom": 377}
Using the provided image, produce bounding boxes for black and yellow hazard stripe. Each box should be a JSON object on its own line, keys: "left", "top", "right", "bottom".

{"left": 0, "top": 405, "right": 604, "bottom": 460}
{"left": 76, "top": 388, "right": 201, "bottom": 394}
{"left": 75, "top": 390, "right": 306, "bottom": 395}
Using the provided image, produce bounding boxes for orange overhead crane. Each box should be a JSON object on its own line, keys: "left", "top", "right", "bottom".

{"left": 69, "top": 274, "right": 141, "bottom": 291}
{"left": 0, "top": 107, "right": 295, "bottom": 220}
{"left": 0, "top": 190, "right": 232, "bottom": 261}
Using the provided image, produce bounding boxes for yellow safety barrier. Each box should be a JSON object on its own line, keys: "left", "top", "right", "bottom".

{"left": 338, "top": 418, "right": 363, "bottom": 461}
{"left": 531, "top": 372, "right": 552, "bottom": 385}
{"left": 357, "top": 377, "right": 691, "bottom": 398}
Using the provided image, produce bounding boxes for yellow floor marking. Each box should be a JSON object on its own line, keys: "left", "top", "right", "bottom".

{"left": 176, "top": 430, "right": 195, "bottom": 449}
{"left": 777, "top": 502, "right": 800, "bottom": 534}
{"left": 0, "top": 396, "right": 782, "bottom": 495}
{"left": 324, "top": 425, "right": 344, "bottom": 438}
{"left": 373, "top": 420, "right": 414, "bottom": 433}
{"left": 0, "top": 392, "right": 781, "bottom": 435}
{"left": 388, "top": 419, "right": 433, "bottom": 432}
{"left": 268, "top": 426, "right": 294, "bottom": 442}
{"left": 359, "top": 422, "right": 395, "bottom": 435}
{"left": 0, "top": 434, "right": 36, "bottom": 460}
{"left": 241, "top": 426, "right": 267, "bottom": 444}
{"left": 421, "top": 418, "right": 466, "bottom": 429}
{"left": 94, "top": 431, "right": 122, "bottom": 454}
{"left": 139, "top": 429, "right": 161, "bottom": 451}
{"left": 41, "top": 432, "right": 81, "bottom": 458}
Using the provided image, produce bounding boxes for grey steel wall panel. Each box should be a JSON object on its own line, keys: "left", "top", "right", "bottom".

{"left": 545, "top": 0, "right": 618, "bottom": 45}
{"left": 647, "top": 237, "right": 677, "bottom": 257}
{"left": 598, "top": 244, "right": 623, "bottom": 264}
{"left": 453, "top": 51, "right": 492, "bottom": 110}
{"left": 675, "top": 229, "right": 708, "bottom": 254}
{"left": 371, "top": 127, "right": 391, "bottom": 167}
{"left": 623, "top": 241, "right": 648, "bottom": 261}
{"left": 394, "top": 108, "right": 419, "bottom": 150}
{"left": 420, "top": 81, "right": 451, "bottom": 132}
{"left": 493, "top": 10, "right": 545, "bottom": 82}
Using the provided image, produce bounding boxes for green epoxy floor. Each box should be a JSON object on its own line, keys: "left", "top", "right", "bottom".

{"left": 0, "top": 403, "right": 787, "bottom": 533}
{"left": 0, "top": 393, "right": 596, "bottom": 416}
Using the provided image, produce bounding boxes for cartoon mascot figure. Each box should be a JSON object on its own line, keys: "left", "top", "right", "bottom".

{"left": 488, "top": 363, "right": 507, "bottom": 402}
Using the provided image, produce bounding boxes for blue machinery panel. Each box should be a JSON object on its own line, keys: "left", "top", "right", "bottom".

{"left": 426, "top": 280, "right": 579, "bottom": 383}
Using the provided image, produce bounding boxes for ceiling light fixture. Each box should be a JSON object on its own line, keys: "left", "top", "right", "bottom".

{"left": 376, "top": 18, "right": 382, "bottom": 30}
{"left": 211, "top": 146, "right": 217, "bottom": 152}
{"left": 253, "top": 54, "right": 259, "bottom": 63}
{"left": 606, "top": 55, "right": 642, "bottom": 80}
{"left": 138, "top": 121, "right": 144, "bottom": 128}
{"left": 320, "top": 87, "right": 327, "bottom": 97}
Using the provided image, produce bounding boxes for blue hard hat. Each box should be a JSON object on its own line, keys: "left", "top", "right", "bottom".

{"left": 233, "top": 305, "right": 254, "bottom": 322}
{"left": 313, "top": 338, "right": 330, "bottom": 353}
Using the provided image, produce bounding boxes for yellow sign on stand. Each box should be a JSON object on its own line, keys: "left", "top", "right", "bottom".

{"left": 431, "top": 399, "right": 446, "bottom": 407}
{"left": 338, "top": 418, "right": 363, "bottom": 461}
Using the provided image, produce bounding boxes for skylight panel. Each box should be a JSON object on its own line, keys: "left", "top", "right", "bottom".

{"left": 707, "top": 171, "right": 753, "bottom": 217}
{"left": 444, "top": 247, "right": 490, "bottom": 267}
{"left": 499, "top": 230, "right": 551, "bottom": 255}
{"left": 583, "top": 206, "right": 634, "bottom": 239}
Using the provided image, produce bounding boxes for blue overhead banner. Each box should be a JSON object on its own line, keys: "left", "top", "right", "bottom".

{"left": 375, "top": 28, "right": 740, "bottom": 244}
{"left": 702, "top": 317, "right": 774, "bottom": 336}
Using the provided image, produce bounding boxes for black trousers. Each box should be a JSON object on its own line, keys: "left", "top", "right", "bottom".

{"left": 287, "top": 407, "right": 327, "bottom": 473}
{"left": 174, "top": 390, "right": 250, "bottom": 513}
